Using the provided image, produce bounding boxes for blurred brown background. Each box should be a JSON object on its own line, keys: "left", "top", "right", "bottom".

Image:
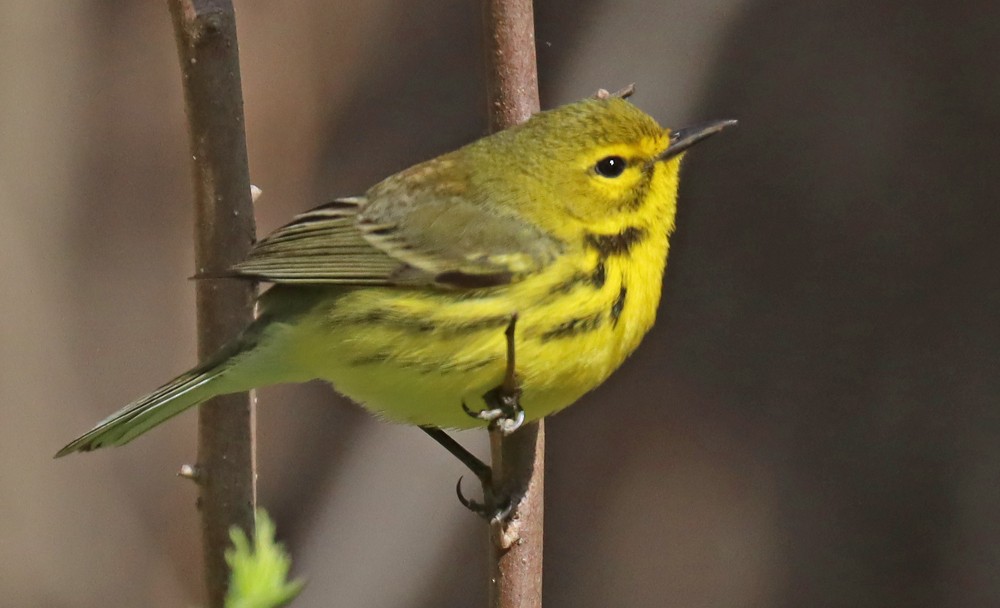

{"left": 2, "top": 1, "right": 998, "bottom": 606}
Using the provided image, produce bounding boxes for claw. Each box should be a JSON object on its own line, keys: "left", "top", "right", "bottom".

{"left": 455, "top": 476, "right": 485, "bottom": 513}
{"left": 461, "top": 400, "right": 495, "bottom": 421}
{"left": 462, "top": 395, "right": 523, "bottom": 432}
{"left": 490, "top": 498, "right": 514, "bottom": 524}
{"left": 495, "top": 407, "right": 525, "bottom": 435}
{"left": 433, "top": 313, "right": 527, "bottom": 522}
{"left": 456, "top": 475, "right": 511, "bottom": 520}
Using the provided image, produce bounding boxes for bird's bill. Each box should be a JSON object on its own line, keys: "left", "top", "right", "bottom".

{"left": 658, "top": 119, "right": 738, "bottom": 161}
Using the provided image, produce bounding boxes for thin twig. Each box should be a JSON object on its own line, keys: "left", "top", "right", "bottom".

{"left": 482, "top": 0, "right": 543, "bottom": 605}
{"left": 594, "top": 83, "right": 637, "bottom": 100}
{"left": 166, "top": 1, "right": 257, "bottom": 606}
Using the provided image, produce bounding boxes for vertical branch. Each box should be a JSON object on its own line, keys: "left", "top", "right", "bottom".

{"left": 484, "top": 0, "right": 540, "bottom": 131}
{"left": 167, "top": 1, "right": 257, "bottom": 606}
{"left": 482, "top": 1, "right": 543, "bottom": 606}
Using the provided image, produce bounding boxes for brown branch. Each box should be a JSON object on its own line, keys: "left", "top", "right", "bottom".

{"left": 483, "top": 0, "right": 540, "bottom": 133}
{"left": 482, "top": 0, "right": 543, "bottom": 606}
{"left": 166, "top": 1, "right": 257, "bottom": 606}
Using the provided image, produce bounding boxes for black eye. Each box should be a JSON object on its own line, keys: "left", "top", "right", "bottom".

{"left": 594, "top": 156, "right": 627, "bottom": 178}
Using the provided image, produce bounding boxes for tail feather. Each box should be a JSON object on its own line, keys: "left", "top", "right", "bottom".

{"left": 56, "top": 288, "right": 322, "bottom": 458}
{"left": 56, "top": 353, "right": 240, "bottom": 458}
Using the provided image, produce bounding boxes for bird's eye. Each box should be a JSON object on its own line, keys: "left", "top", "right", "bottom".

{"left": 594, "top": 156, "right": 626, "bottom": 178}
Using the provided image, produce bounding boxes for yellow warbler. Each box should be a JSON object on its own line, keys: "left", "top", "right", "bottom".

{"left": 56, "top": 95, "right": 733, "bottom": 457}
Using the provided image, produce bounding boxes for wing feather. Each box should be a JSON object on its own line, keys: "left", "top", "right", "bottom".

{"left": 233, "top": 198, "right": 404, "bottom": 284}
{"left": 232, "top": 179, "right": 563, "bottom": 288}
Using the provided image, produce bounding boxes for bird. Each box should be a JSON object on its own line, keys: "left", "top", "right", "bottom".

{"left": 56, "top": 93, "right": 734, "bottom": 458}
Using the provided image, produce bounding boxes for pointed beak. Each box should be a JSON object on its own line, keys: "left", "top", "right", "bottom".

{"left": 658, "top": 119, "right": 738, "bottom": 162}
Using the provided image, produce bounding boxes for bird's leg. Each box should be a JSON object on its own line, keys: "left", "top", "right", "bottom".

{"left": 420, "top": 426, "right": 500, "bottom": 519}
{"left": 420, "top": 426, "right": 491, "bottom": 486}
{"left": 420, "top": 426, "right": 511, "bottom": 519}
{"left": 461, "top": 314, "right": 524, "bottom": 435}
{"left": 427, "top": 313, "right": 523, "bottom": 518}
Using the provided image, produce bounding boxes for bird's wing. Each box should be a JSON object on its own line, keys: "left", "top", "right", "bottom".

{"left": 232, "top": 194, "right": 562, "bottom": 288}
{"left": 231, "top": 198, "right": 400, "bottom": 285}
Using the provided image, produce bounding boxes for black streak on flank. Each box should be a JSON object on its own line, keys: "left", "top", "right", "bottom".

{"left": 548, "top": 260, "right": 606, "bottom": 296}
{"left": 548, "top": 272, "right": 585, "bottom": 295}
{"left": 591, "top": 260, "right": 606, "bottom": 288}
{"left": 440, "top": 315, "right": 513, "bottom": 334}
{"left": 349, "top": 352, "right": 391, "bottom": 366}
{"left": 351, "top": 353, "right": 499, "bottom": 374}
{"left": 585, "top": 226, "right": 646, "bottom": 257}
{"left": 540, "top": 312, "right": 603, "bottom": 342}
{"left": 610, "top": 286, "right": 627, "bottom": 327}
{"left": 341, "top": 309, "right": 510, "bottom": 335}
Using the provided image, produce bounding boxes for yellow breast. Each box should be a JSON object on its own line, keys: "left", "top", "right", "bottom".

{"left": 275, "top": 218, "right": 669, "bottom": 429}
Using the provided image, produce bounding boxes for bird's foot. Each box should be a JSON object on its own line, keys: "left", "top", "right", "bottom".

{"left": 461, "top": 390, "right": 524, "bottom": 435}
{"left": 455, "top": 476, "right": 514, "bottom": 522}
{"left": 460, "top": 312, "right": 524, "bottom": 435}
{"left": 420, "top": 426, "right": 513, "bottom": 521}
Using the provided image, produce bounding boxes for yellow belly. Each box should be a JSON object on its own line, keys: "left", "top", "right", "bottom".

{"left": 263, "top": 235, "right": 668, "bottom": 429}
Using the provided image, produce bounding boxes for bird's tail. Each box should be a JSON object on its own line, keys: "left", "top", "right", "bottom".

{"left": 55, "top": 339, "right": 256, "bottom": 457}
